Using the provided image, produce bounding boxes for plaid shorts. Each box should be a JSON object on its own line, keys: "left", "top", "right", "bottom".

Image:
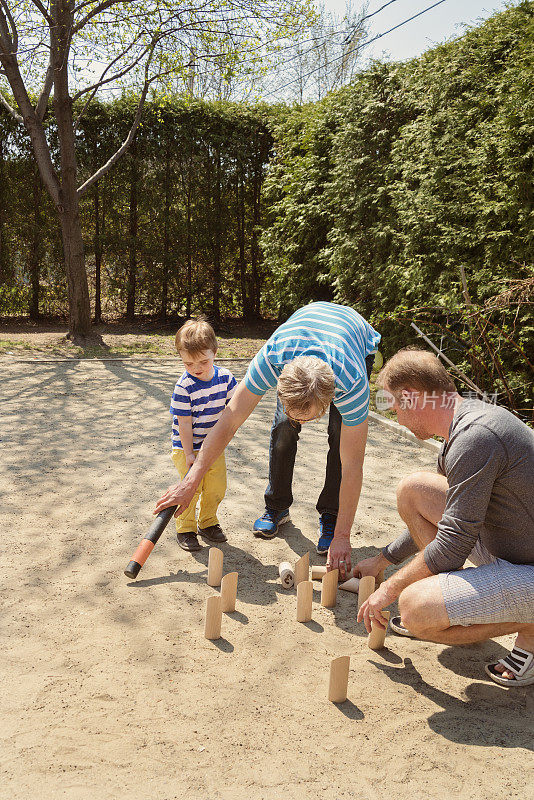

{"left": 439, "top": 540, "right": 534, "bottom": 626}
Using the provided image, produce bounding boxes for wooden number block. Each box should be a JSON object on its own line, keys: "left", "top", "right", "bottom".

{"left": 207, "top": 547, "right": 223, "bottom": 587}
{"left": 296, "top": 580, "right": 313, "bottom": 623}
{"left": 221, "top": 572, "right": 238, "bottom": 613}
{"left": 328, "top": 656, "right": 350, "bottom": 703}
{"left": 294, "top": 552, "right": 309, "bottom": 586}
{"left": 357, "top": 575, "right": 375, "bottom": 613}
{"left": 321, "top": 569, "right": 338, "bottom": 608}
{"left": 279, "top": 561, "right": 294, "bottom": 589}
{"left": 367, "top": 611, "right": 390, "bottom": 650}
{"left": 204, "top": 596, "right": 222, "bottom": 640}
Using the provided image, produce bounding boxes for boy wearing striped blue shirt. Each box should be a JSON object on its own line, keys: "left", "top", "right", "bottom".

{"left": 170, "top": 318, "right": 237, "bottom": 552}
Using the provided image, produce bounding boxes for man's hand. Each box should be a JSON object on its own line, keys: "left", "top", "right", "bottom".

{"left": 154, "top": 480, "right": 196, "bottom": 518}
{"left": 353, "top": 552, "right": 391, "bottom": 580}
{"left": 327, "top": 536, "right": 351, "bottom": 580}
{"left": 357, "top": 582, "right": 397, "bottom": 632}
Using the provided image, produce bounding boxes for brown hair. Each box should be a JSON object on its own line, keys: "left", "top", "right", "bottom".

{"left": 377, "top": 348, "right": 456, "bottom": 394}
{"left": 175, "top": 317, "right": 217, "bottom": 356}
{"left": 277, "top": 356, "right": 336, "bottom": 417}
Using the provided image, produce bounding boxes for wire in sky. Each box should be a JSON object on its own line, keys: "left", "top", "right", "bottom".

{"left": 264, "top": 0, "right": 449, "bottom": 99}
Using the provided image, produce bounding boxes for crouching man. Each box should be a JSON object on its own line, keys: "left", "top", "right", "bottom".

{"left": 355, "top": 348, "right": 534, "bottom": 687}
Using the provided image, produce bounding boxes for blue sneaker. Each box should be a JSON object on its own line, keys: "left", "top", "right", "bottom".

{"left": 253, "top": 508, "right": 290, "bottom": 539}
{"left": 317, "top": 513, "right": 337, "bottom": 554}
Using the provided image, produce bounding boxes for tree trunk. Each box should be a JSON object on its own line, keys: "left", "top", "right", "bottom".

{"left": 236, "top": 164, "right": 249, "bottom": 320}
{"left": 160, "top": 142, "right": 171, "bottom": 321}
{"left": 0, "top": 133, "right": 7, "bottom": 281}
{"left": 29, "top": 168, "right": 42, "bottom": 320}
{"left": 251, "top": 157, "right": 262, "bottom": 317}
{"left": 51, "top": 1, "right": 92, "bottom": 340}
{"left": 212, "top": 148, "right": 221, "bottom": 325}
{"left": 126, "top": 140, "right": 138, "bottom": 322}
{"left": 93, "top": 180, "right": 102, "bottom": 324}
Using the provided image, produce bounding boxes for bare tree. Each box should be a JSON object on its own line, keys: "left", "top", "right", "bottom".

{"left": 263, "top": 2, "right": 368, "bottom": 103}
{"left": 0, "top": 0, "right": 313, "bottom": 339}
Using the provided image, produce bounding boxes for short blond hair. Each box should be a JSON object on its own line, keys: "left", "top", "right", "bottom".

{"left": 277, "top": 356, "right": 335, "bottom": 417}
{"left": 175, "top": 317, "right": 217, "bottom": 356}
{"left": 378, "top": 348, "right": 456, "bottom": 394}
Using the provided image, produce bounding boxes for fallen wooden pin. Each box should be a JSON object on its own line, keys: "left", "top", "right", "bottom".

{"left": 278, "top": 561, "right": 294, "bottom": 589}
{"left": 311, "top": 565, "right": 360, "bottom": 594}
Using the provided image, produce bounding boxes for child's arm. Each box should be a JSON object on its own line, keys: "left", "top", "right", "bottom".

{"left": 177, "top": 416, "right": 196, "bottom": 469}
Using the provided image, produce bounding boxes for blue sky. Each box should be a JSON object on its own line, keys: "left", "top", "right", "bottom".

{"left": 322, "top": 0, "right": 512, "bottom": 62}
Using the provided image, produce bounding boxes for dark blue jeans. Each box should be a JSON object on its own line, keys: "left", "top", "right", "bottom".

{"left": 264, "top": 354, "right": 375, "bottom": 516}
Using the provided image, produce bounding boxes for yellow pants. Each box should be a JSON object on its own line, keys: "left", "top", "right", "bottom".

{"left": 171, "top": 449, "right": 227, "bottom": 533}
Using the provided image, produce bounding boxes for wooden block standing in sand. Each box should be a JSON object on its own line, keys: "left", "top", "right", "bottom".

{"left": 207, "top": 547, "right": 223, "bottom": 587}
{"left": 294, "top": 552, "right": 309, "bottom": 586}
{"left": 296, "top": 580, "right": 313, "bottom": 622}
{"left": 367, "top": 610, "right": 390, "bottom": 650}
{"left": 328, "top": 656, "right": 350, "bottom": 703}
{"left": 376, "top": 569, "right": 385, "bottom": 587}
{"left": 204, "top": 596, "right": 222, "bottom": 640}
{"left": 220, "top": 572, "right": 238, "bottom": 612}
{"left": 357, "top": 575, "right": 375, "bottom": 612}
{"left": 321, "top": 568, "right": 338, "bottom": 607}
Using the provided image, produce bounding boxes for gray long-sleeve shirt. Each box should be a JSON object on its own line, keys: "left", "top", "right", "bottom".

{"left": 383, "top": 399, "right": 534, "bottom": 574}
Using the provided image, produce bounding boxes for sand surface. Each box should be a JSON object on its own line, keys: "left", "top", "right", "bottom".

{"left": 1, "top": 359, "right": 532, "bottom": 800}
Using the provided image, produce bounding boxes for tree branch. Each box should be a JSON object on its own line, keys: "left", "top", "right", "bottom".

{"left": 77, "top": 43, "right": 156, "bottom": 196}
{"left": 0, "top": 90, "right": 23, "bottom": 122}
{"left": 0, "top": 0, "right": 18, "bottom": 53}
{"left": 73, "top": 0, "right": 131, "bottom": 34}
{"left": 30, "top": 1, "right": 53, "bottom": 23}
{"left": 35, "top": 56, "right": 54, "bottom": 120}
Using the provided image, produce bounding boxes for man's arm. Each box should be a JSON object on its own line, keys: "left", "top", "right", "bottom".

{"left": 154, "top": 381, "right": 262, "bottom": 516}
{"left": 327, "top": 419, "right": 368, "bottom": 578}
{"left": 357, "top": 551, "right": 433, "bottom": 631}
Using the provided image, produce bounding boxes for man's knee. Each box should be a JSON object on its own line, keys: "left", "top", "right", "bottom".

{"left": 396, "top": 471, "right": 431, "bottom": 512}
{"left": 398, "top": 577, "right": 449, "bottom": 636}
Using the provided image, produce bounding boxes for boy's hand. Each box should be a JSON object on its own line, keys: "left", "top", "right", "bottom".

{"left": 185, "top": 452, "right": 196, "bottom": 469}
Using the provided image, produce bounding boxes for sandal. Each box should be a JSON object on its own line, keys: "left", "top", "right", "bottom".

{"left": 390, "top": 615, "right": 417, "bottom": 638}
{"left": 485, "top": 645, "right": 534, "bottom": 687}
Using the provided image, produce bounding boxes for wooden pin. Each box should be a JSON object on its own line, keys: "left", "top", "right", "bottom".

{"left": 296, "top": 580, "right": 313, "bottom": 622}
{"left": 376, "top": 569, "right": 385, "bottom": 587}
{"left": 328, "top": 656, "right": 350, "bottom": 703}
{"left": 321, "top": 568, "right": 338, "bottom": 607}
{"left": 367, "top": 610, "right": 390, "bottom": 650}
{"left": 220, "top": 572, "right": 238, "bottom": 612}
{"left": 279, "top": 561, "right": 294, "bottom": 589}
{"left": 207, "top": 547, "right": 223, "bottom": 587}
{"left": 338, "top": 576, "right": 360, "bottom": 594}
{"left": 357, "top": 575, "right": 375, "bottom": 612}
{"left": 294, "top": 552, "right": 309, "bottom": 586}
{"left": 204, "top": 596, "right": 222, "bottom": 640}
{"left": 311, "top": 565, "right": 327, "bottom": 581}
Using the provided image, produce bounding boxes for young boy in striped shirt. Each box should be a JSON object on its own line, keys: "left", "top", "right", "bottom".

{"left": 170, "top": 318, "right": 237, "bottom": 551}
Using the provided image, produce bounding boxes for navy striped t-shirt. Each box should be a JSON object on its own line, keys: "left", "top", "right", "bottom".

{"left": 170, "top": 365, "right": 237, "bottom": 450}
{"left": 244, "top": 302, "right": 380, "bottom": 426}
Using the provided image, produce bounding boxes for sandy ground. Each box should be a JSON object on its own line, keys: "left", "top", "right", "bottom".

{"left": 1, "top": 358, "right": 533, "bottom": 800}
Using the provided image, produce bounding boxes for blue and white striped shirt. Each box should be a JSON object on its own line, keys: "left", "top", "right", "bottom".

{"left": 244, "top": 302, "right": 380, "bottom": 426}
{"left": 170, "top": 365, "right": 237, "bottom": 450}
